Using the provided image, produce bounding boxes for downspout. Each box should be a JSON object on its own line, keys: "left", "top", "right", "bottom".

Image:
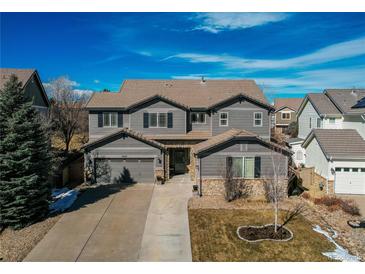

{"left": 199, "top": 157, "right": 203, "bottom": 197}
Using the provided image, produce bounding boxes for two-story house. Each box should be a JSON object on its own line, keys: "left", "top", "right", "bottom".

{"left": 273, "top": 98, "right": 303, "bottom": 134}
{"left": 0, "top": 68, "right": 50, "bottom": 115}
{"left": 294, "top": 89, "right": 365, "bottom": 195}
{"left": 83, "top": 79, "right": 291, "bottom": 197}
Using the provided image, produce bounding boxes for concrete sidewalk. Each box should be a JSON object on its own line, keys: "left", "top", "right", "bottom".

{"left": 24, "top": 183, "right": 154, "bottom": 262}
{"left": 138, "top": 175, "right": 193, "bottom": 261}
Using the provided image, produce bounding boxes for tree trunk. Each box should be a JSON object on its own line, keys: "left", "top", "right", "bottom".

{"left": 274, "top": 201, "right": 278, "bottom": 233}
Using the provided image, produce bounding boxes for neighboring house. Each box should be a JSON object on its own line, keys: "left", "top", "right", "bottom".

{"left": 83, "top": 79, "right": 291, "bottom": 196}
{"left": 297, "top": 89, "right": 365, "bottom": 140}
{"left": 294, "top": 89, "right": 365, "bottom": 195}
{"left": 273, "top": 98, "right": 303, "bottom": 134}
{"left": 0, "top": 68, "right": 50, "bottom": 114}
{"left": 302, "top": 129, "right": 365, "bottom": 195}
{"left": 291, "top": 89, "right": 365, "bottom": 163}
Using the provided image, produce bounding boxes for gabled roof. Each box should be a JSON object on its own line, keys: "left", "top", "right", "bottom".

{"left": 0, "top": 68, "right": 50, "bottom": 107}
{"left": 193, "top": 128, "right": 291, "bottom": 156}
{"left": 302, "top": 129, "right": 365, "bottom": 160}
{"left": 325, "top": 89, "right": 365, "bottom": 115}
{"left": 274, "top": 98, "right": 303, "bottom": 112}
{"left": 297, "top": 93, "right": 341, "bottom": 117}
{"left": 86, "top": 79, "right": 273, "bottom": 110}
{"left": 82, "top": 128, "right": 165, "bottom": 151}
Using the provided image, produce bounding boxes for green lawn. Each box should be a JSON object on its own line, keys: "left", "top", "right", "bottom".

{"left": 188, "top": 209, "right": 335, "bottom": 262}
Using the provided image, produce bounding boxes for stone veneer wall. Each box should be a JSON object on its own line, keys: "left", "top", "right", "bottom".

{"left": 199, "top": 178, "right": 288, "bottom": 200}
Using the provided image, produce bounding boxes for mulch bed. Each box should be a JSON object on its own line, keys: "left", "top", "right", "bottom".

{"left": 237, "top": 224, "right": 292, "bottom": 242}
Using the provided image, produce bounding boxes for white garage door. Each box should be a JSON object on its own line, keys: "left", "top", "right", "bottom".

{"left": 335, "top": 167, "right": 365, "bottom": 195}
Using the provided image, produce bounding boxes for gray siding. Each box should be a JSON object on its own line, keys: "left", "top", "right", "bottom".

{"left": 298, "top": 100, "right": 321, "bottom": 139}
{"left": 24, "top": 75, "right": 48, "bottom": 108}
{"left": 199, "top": 140, "right": 288, "bottom": 178}
{"left": 130, "top": 100, "right": 186, "bottom": 134}
{"left": 88, "top": 111, "right": 122, "bottom": 140}
{"left": 211, "top": 100, "right": 270, "bottom": 139}
{"left": 86, "top": 133, "right": 163, "bottom": 167}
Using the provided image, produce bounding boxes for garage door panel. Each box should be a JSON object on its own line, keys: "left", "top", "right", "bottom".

{"left": 96, "top": 158, "right": 155, "bottom": 184}
{"left": 335, "top": 169, "right": 365, "bottom": 195}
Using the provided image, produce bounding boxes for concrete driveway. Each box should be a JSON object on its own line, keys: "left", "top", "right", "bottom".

{"left": 24, "top": 177, "right": 193, "bottom": 262}
{"left": 25, "top": 183, "right": 154, "bottom": 261}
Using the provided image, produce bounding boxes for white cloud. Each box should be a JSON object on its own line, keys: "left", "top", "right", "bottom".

{"left": 166, "top": 36, "right": 365, "bottom": 70}
{"left": 193, "top": 13, "right": 289, "bottom": 33}
{"left": 94, "top": 79, "right": 100, "bottom": 84}
{"left": 73, "top": 89, "right": 94, "bottom": 98}
{"left": 255, "top": 66, "right": 365, "bottom": 94}
{"left": 137, "top": 51, "right": 152, "bottom": 57}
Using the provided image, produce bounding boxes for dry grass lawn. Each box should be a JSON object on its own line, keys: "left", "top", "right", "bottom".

{"left": 189, "top": 209, "right": 335, "bottom": 262}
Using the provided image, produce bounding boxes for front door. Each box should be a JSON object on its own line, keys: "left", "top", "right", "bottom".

{"left": 170, "top": 148, "right": 190, "bottom": 175}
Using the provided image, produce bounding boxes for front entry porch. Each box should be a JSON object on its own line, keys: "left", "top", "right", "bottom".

{"left": 168, "top": 148, "right": 190, "bottom": 177}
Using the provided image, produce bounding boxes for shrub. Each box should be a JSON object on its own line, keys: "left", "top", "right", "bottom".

{"left": 340, "top": 199, "right": 361, "bottom": 216}
{"left": 314, "top": 196, "right": 361, "bottom": 216}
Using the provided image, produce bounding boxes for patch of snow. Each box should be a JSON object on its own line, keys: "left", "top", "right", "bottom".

{"left": 313, "top": 225, "right": 360, "bottom": 262}
{"left": 49, "top": 188, "right": 79, "bottom": 214}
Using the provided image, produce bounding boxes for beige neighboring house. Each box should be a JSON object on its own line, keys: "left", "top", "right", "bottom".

{"left": 273, "top": 98, "right": 303, "bottom": 134}
{"left": 0, "top": 68, "right": 50, "bottom": 114}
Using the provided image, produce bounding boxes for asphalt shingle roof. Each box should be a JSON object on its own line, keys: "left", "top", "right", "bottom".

{"left": 274, "top": 98, "right": 303, "bottom": 112}
{"left": 325, "top": 89, "right": 365, "bottom": 114}
{"left": 0, "top": 68, "right": 35, "bottom": 90}
{"left": 193, "top": 128, "right": 291, "bottom": 155}
{"left": 303, "top": 129, "right": 365, "bottom": 160}
{"left": 86, "top": 79, "right": 272, "bottom": 109}
{"left": 306, "top": 93, "right": 342, "bottom": 116}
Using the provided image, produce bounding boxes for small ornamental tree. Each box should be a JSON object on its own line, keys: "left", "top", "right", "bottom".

{"left": 0, "top": 75, "right": 52, "bottom": 229}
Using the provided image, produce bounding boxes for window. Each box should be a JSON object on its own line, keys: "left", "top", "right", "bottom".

{"left": 296, "top": 151, "right": 303, "bottom": 161}
{"left": 316, "top": 118, "right": 321, "bottom": 128}
{"left": 191, "top": 112, "right": 206, "bottom": 124}
{"left": 309, "top": 118, "right": 312, "bottom": 129}
{"left": 344, "top": 168, "right": 350, "bottom": 172}
{"left": 335, "top": 167, "right": 342, "bottom": 172}
{"left": 231, "top": 157, "right": 256, "bottom": 179}
{"left": 219, "top": 112, "right": 229, "bottom": 126}
{"left": 254, "top": 112, "right": 263, "bottom": 127}
{"left": 361, "top": 168, "right": 365, "bottom": 172}
{"left": 329, "top": 118, "right": 336, "bottom": 124}
{"left": 103, "top": 112, "right": 117, "bottom": 127}
{"left": 281, "top": 112, "right": 291, "bottom": 120}
{"left": 149, "top": 112, "right": 167, "bottom": 128}
{"left": 352, "top": 168, "right": 359, "bottom": 172}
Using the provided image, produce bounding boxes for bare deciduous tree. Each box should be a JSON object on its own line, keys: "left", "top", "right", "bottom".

{"left": 263, "top": 142, "right": 289, "bottom": 233}
{"left": 222, "top": 157, "right": 252, "bottom": 202}
{"left": 47, "top": 77, "right": 89, "bottom": 153}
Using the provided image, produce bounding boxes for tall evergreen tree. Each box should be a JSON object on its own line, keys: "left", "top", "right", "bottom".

{"left": 0, "top": 75, "right": 52, "bottom": 229}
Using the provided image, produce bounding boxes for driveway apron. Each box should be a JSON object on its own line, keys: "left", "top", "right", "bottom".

{"left": 24, "top": 183, "right": 154, "bottom": 262}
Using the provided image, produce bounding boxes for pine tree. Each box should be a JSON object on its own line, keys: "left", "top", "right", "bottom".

{"left": 0, "top": 75, "right": 52, "bottom": 229}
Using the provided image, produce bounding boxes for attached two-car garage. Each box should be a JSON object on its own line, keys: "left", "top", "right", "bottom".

{"left": 84, "top": 129, "right": 165, "bottom": 184}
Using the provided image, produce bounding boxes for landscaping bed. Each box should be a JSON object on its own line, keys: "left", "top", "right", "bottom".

{"left": 0, "top": 215, "right": 61, "bottom": 262}
{"left": 188, "top": 208, "right": 335, "bottom": 262}
{"left": 237, "top": 224, "right": 293, "bottom": 242}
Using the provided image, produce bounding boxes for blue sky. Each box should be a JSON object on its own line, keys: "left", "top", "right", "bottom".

{"left": 1, "top": 12, "right": 365, "bottom": 99}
